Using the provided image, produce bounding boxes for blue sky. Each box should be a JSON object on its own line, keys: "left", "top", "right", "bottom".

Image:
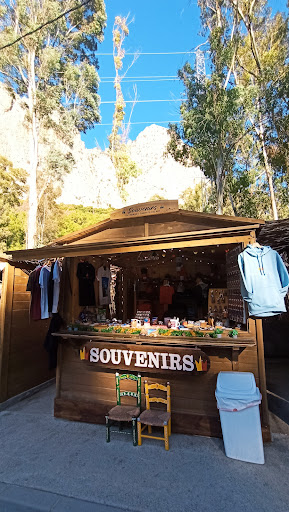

{"left": 82, "top": 0, "right": 287, "bottom": 150}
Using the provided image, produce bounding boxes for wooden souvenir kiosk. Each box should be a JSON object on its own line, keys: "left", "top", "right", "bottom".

{"left": 6, "top": 200, "right": 270, "bottom": 440}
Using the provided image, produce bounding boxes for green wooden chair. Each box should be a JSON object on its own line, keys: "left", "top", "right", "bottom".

{"left": 105, "top": 373, "right": 141, "bottom": 446}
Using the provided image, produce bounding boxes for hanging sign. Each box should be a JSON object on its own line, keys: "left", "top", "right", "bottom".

{"left": 110, "top": 200, "right": 179, "bottom": 220}
{"left": 79, "top": 342, "right": 210, "bottom": 375}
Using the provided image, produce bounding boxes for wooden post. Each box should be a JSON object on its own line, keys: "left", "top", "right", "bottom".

{"left": 0, "top": 263, "right": 14, "bottom": 402}
{"left": 255, "top": 319, "right": 270, "bottom": 431}
{"left": 71, "top": 258, "right": 78, "bottom": 324}
{"left": 123, "top": 269, "right": 128, "bottom": 323}
{"left": 231, "top": 347, "right": 239, "bottom": 371}
{"left": 55, "top": 343, "right": 63, "bottom": 399}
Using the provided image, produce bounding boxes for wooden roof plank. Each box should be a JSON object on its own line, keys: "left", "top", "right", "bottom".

{"left": 7, "top": 233, "right": 253, "bottom": 261}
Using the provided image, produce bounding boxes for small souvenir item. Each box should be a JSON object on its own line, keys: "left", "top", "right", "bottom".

{"left": 170, "top": 317, "right": 180, "bottom": 329}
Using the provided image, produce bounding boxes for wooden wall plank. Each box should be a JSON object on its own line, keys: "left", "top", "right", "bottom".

{"left": 55, "top": 340, "right": 261, "bottom": 437}
{"left": 0, "top": 264, "right": 15, "bottom": 402}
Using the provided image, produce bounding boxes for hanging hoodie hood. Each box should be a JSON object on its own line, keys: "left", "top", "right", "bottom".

{"left": 243, "top": 245, "right": 271, "bottom": 276}
{"left": 238, "top": 245, "right": 289, "bottom": 317}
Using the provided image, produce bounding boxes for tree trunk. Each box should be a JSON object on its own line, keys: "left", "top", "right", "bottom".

{"left": 27, "top": 49, "right": 39, "bottom": 249}
{"left": 216, "top": 156, "right": 224, "bottom": 214}
{"left": 258, "top": 116, "right": 278, "bottom": 220}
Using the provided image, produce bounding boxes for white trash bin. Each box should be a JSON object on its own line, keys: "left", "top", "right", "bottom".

{"left": 215, "top": 372, "right": 264, "bottom": 464}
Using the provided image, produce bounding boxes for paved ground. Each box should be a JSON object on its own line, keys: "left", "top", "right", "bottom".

{"left": 0, "top": 377, "right": 289, "bottom": 512}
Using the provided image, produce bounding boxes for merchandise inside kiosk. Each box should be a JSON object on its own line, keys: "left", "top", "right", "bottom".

{"left": 69, "top": 244, "right": 244, "bottom": 337}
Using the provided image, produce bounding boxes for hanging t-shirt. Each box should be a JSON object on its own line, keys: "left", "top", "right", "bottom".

{"left": 26, "top": 266, "right": 42, "bottom": 321}
{"left": 97, "top": 265, "right": 111, "bottom": 305}
{"left": 159, "top": 285, "right": 174, "bottom": 305}
{"left": 39, "top": 266, "right": 51, "bottom": 319}
{"left": 52, "top": 260, "right": 61, "bottom": 313}
{"left": 77, "top": 261, "right": 96, "bottom": 306}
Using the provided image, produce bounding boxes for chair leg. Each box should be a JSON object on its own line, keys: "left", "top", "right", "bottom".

{"left": 148, "top": 425, "right": 152, "bottom": 434}
{"left": 105, "top": 416, "right": 110, "bottom": 443}
{"left": 169, "top": 418, "right": 171, "bottom": 436}
{"left": 137, "top": 419, "right": 142, "bottom": 446}
{"left": 164, "top": 424, "right": 169, "bottom": 451}
{"left": 132, "top": 417, "right": 137, "bottom": 446}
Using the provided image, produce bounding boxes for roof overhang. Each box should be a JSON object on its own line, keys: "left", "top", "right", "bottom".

{"left": 7, "top": 224, "right": 259, "bottom": 261}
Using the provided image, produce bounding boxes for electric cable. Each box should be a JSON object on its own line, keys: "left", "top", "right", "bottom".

{"left": 100, "top": 99, "right": 186, "bottom": 104}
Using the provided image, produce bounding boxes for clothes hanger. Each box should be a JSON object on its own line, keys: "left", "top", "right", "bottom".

{"left": 250, "top": 241, "right": 263, "bottom": 248}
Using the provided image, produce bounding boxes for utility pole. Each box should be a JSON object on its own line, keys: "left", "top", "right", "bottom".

{"left": 195, "top": 48, "right": 206, "bottom": 82}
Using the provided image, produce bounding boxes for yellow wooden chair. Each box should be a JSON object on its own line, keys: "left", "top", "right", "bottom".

{"left": 137, "top": 381, "right": 171, "bottom": 451}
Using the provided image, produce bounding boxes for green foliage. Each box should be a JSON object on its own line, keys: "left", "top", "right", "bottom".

{"left": 169, "top": 23, "right": 246, "bottom": 214}
{"left": 149, "top": 194, "right": 166, "bottom": 201}
{"left": 0, "top": 156, "right": 27, "bottom": 251}
{"left": 180, "top": 183, "right": 214, "bottom": 212}
{"left": 112, "top": 146, "right": 140, "bottom": 200}
{"left": 55, "top": 204, "right": 114, "bottom": 239}
{"left": 193, "top": 330, "right": 205, "bottom": 337}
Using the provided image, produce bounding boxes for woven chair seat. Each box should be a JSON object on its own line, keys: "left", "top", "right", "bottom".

{"left": 139, "top": 409, "right": 171, "bottom": 427}
{"left": 108, "top": 405, "right": 140, "bottom": 422}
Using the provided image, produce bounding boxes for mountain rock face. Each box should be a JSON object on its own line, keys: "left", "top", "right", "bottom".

{"left": 0, "top": 84, "right": 204, "bottom": 208}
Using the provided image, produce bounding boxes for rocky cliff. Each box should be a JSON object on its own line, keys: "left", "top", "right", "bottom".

{"left": 0, "top": 84, "right": 204, "bottom": 208}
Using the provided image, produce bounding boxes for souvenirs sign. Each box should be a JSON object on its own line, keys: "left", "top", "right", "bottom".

{"left": 79, "top": 342, "right": 210, "bottom": 376}
{"left": 110, "top": 200, "right": 179, "bottom": 220}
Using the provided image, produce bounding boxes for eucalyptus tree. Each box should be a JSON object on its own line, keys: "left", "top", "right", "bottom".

{"left": 229, "top": 0, "right": 288, "bottom": 219}
{"left": 0, "top": 0, "right": 106, "bottom": 247}
{"left": 169, "top": 0, "right": 246, "bottom": 214}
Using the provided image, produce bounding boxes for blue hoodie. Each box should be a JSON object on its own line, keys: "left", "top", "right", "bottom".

{"left": 238, "top": 245, "right": 289, "bottom": 317}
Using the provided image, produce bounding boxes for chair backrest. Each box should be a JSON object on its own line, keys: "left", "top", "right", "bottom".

{"left": 144, "top": 381, "right": 171, "bottom": 413}
{"left": 115, "top": 373, "right": 141, "bottom": 407}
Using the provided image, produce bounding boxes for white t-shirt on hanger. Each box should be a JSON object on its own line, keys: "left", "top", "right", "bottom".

{"left": 97, "top": 265, "right": 111, "bottom": 305}
{"left": 39, "top": 265, "right": 51, "bottom": 319}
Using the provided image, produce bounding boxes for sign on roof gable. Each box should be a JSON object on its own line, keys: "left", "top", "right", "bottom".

{"left": 110, "top": 200, "right": 179, "bottom": 220}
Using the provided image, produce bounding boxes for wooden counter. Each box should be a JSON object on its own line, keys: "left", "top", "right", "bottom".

{"left": 53, "top": 330, "right": 268, "bottom": 440}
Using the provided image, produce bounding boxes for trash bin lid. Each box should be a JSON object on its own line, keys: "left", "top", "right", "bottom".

{"left": 216, "top": 372, "right": 258, "bottom": 400}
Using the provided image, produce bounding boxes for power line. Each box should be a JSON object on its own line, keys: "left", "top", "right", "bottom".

{"left": 100, "top": 99, "right": 185, "bottom": 104}
{"left": 96, "top": 120, "right": 181, "bottom": 126}
{"left": 101, "top": 78, "right": 178, "bottom": 83}
{"left": 97, "top": 51, "right": 195, "bottom": 56}
{"left": 100, "top": 75, "right": 178, "bottom": 79}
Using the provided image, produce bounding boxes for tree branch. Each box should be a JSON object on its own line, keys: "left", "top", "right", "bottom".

{"left": 0, "top": 0, "right": 93, "bottom": 51}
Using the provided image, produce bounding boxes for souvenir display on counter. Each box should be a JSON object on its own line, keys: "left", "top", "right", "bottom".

{"left": 238, "top": 243, "right": 289, "bottom": 317}
{"left": 97, "top": 308, "right": 107, "bottom": 321}
{"left": 79, "top": 309, "right": 98, "bottom": 324}
{"left": 77, "top": 260, "right": 96, "bottom": 307}
{"left": 97, "top": 263, "right": 111, "bottom": 305}
{"left": 226, "top": 245, "right": 246, "bottom": 324}
{"left": 135, "top": 310, "right": 151, "bottom": 322}
{"left": 207, "top": 288, "right": 228, "bottom": 322}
